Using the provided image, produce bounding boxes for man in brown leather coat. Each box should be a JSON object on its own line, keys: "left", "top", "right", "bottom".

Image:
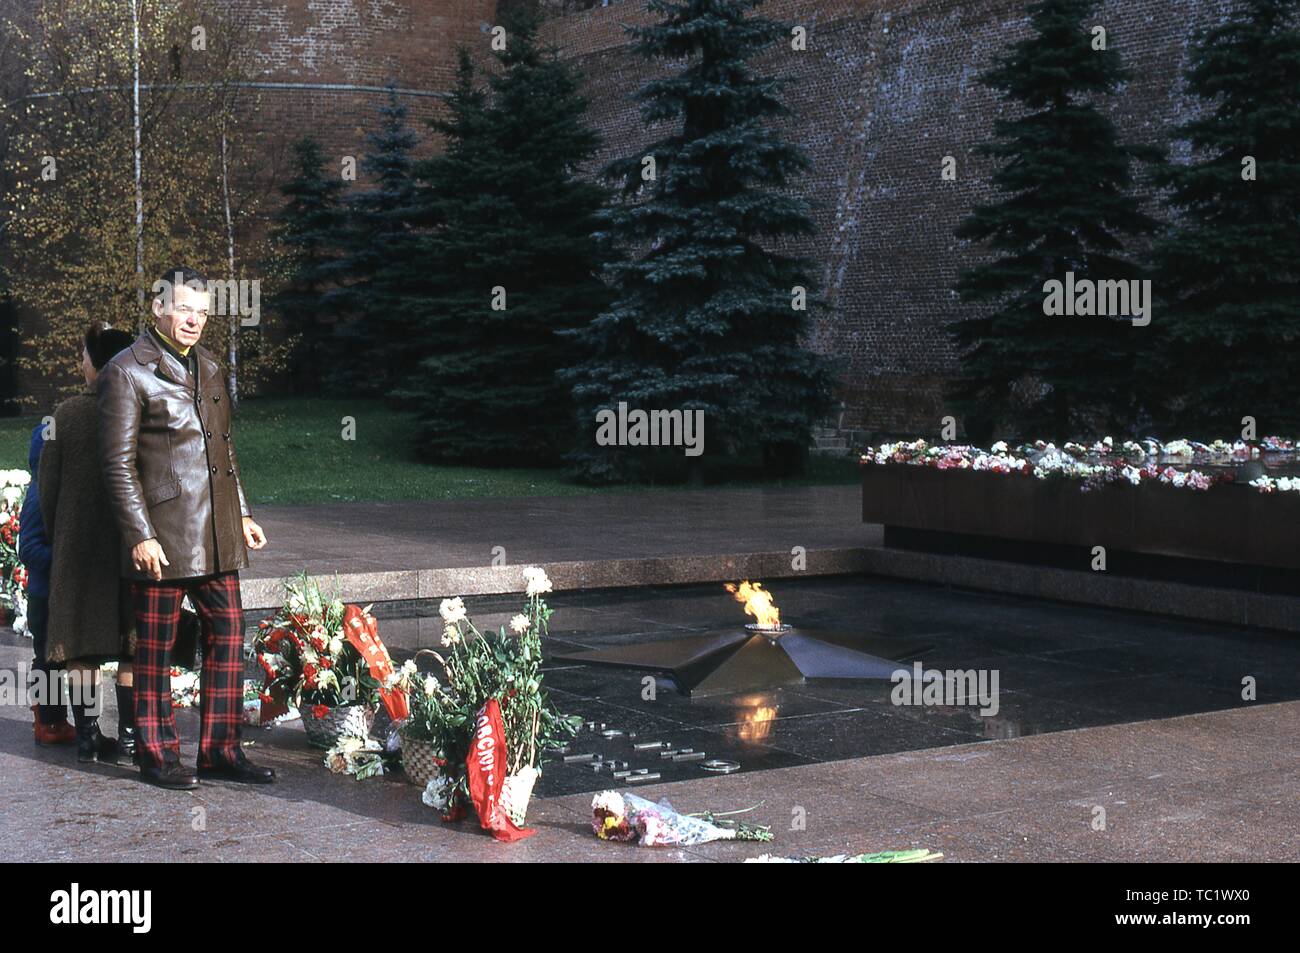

{"left": 98, "top": 266, "right": 275, "bottom": 790}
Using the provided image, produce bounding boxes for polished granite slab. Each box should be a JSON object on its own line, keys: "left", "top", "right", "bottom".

{"left": 502, "top": 576, "right": 1300, "bottom": 797}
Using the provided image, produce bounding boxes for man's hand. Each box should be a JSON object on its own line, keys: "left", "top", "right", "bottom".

{"left": 131, "top": 538, "right": 170, "bottom": 580}
{"left": 243, "top": 516, "right": 267, "bottom": 550}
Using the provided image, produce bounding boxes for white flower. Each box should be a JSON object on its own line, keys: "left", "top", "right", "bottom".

{"left": 400, "top": 659, "right": 418, "bottom": 678}
{"left": 522, "top": 567, "right": 552, "bottom": 597}
{"left": 509, "top": 613, "right": 530, "bottom": 635}
{"left": 422, "top": 774, "right": 453, "bottom": 810}
{"left": 336, "top": 736, "right": 365, "bottom": 754}
{"left": 439, "top": 596, "right": 467, "bottom": 625}
{"left": 328, "top": 636, "right": 344, "bottom": 655}
{"left": 592, "top": 790, "right": 625, "bottom": 819}
{"left": 441, "top": 625, "right": 461, "bottom": 647}
{"left": 423, "top": 674, "right": 439, "bottom": 696}
{"left": 990, "top": 440, "right": 1008, "bottom": 454}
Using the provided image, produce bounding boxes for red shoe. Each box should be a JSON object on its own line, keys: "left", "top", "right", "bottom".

{"left": 34, "top": 720, "right": 77, "bottom": 746}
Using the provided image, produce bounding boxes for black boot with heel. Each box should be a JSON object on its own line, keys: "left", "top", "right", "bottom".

{"left": 115, "top": 683, "right": 138, "bottom": 766}
{"left": 71, "top": 696, "right": 121, "bottom": 764}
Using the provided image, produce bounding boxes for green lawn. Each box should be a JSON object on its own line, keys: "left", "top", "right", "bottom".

{"left": 0, "top": 397, "right": 859, "bottom": 505}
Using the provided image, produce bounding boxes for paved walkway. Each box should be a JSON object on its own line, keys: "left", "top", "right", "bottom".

{"left": 1, "top": 668, "right": 1293, "bottom": 861}
{"left": 237, "top": 486, "right": 875, "bottom": 609}
{"left": 244, "top": 486, "right": 868, "bottom": 579}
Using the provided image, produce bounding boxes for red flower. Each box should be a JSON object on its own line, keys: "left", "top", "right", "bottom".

{"left": 257, "top": 654, "right": 276, "bottom": 679}
{"left": 311, "top": 704, "right": 330, "bottom": 719}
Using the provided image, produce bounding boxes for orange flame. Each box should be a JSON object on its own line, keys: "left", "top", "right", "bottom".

{"left": 725, "top": 580, "right": 781, "bottom": 628}
{"left": 736, "top": 700, "right": 778, "bottom": 742}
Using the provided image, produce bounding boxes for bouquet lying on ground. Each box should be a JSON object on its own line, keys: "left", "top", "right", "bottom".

{"left": 324, "top": 737, "right": 387, "bottom": 780}
{"left": 413, "top": 567, "right": 581, "bottom": 840}
{"left": 592, "top": 791, "right": 774, "bottom": 846}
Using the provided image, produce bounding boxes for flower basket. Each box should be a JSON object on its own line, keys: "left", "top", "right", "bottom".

{"left": 411, "top": 571, "right": 582, "bottom": 840}
{"left": 501, "top": 766, "right": 538, "bottom": 826}
{"left": 398, "top": 733, "right": 442, "bottom": 789}
{"left": 301, "top": 703, "right": 376, "bottom": 749}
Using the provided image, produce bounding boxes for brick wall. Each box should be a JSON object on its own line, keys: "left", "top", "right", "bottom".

{"left": 3, "top": 0, "right": 1235, "bottom": 435}
{"left": 541, "top": 0, "right": 1233, "bottom": 437}
{"left": 217, "top": 0, "right": 501, "bottom": 160}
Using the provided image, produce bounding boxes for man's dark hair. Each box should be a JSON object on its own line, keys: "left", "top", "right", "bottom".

{"left": 85, "top": 324, "right": 136, "bottom": 370}
{"left": 152, "top": 265, "right": 209, "bottom": 303}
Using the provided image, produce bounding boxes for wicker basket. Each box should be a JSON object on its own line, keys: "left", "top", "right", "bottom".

{"left": 398, "top": 733, "right": 443, "bottom": 788}
{"left": 300, "top": 703, "right": 376, "bottom": 749}
{"left": 501, "top": 766, "right": 538, "bottom": 826}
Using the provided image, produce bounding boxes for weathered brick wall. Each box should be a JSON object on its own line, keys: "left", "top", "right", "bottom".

{"left": 4, "top": 0, "right": 1235, "bottom": 435}
{"left": 217, "top": 0, "right": 501, "bottom": 160}
{"left": 541, "top": 0, "right": 1233, "bottom": 437}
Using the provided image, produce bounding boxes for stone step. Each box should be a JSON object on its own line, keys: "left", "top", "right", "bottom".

{"left": 237, "top": 546, "right": 873, "bottom": 613}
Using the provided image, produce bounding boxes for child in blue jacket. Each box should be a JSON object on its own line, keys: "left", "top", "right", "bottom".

{"left": 19, "top": 423, "right": 74, "bottom": 745}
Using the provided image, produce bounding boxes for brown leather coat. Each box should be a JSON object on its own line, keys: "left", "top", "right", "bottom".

{"left": 97, "top": 329, "right": 251, "bottom": 581}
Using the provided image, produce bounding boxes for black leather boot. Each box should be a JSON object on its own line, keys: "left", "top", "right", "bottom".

{"left": 115, "top": 683, "right": 138, "bottom": 766}
{"left": 72, "top": 700, "right": 120, "bottom": 764}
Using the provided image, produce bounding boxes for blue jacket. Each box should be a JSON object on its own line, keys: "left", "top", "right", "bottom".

{"left": 17, "top": 424, "right": 52, "bottom": 598}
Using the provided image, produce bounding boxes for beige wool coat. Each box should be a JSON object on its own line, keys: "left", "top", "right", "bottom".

{"left": 39, "top": 392, "right": 135, "bottom": 664}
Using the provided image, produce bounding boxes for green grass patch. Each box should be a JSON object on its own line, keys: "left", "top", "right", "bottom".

{"left": 0, "top": 397, "right": 859, "bottom": 505}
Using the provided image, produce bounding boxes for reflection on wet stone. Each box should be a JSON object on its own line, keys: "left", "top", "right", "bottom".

{"left": 364, "top": 576, "right": 1300, "bottom": 798}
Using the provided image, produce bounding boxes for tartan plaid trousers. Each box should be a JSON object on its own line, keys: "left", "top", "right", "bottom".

{"left": 132, "top": 571, "right": 244, "bottom": 769}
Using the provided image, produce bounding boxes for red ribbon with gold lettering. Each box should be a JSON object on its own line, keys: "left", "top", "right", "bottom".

{"left": 466, "top": 698, "right": 535, "bottom": 842}
{"left": 342, "top": 604, "right": 410, "bottom": 721}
